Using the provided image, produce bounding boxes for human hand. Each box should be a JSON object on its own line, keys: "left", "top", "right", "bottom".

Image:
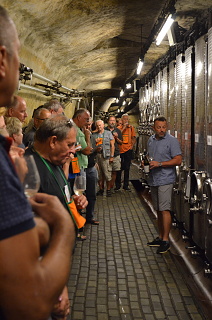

{"left": 149, "top": 160, "right": 158, "bottom": 169}
{"left": 51, "top": 286, "right": 70, "bottom": 320}
{"left": 96, "top": 146, "right": 102, "bottom": 153}
{"left": 12, "top": 149, "right": 27, "bottom": 183}
{"left": 73, "top": 194, "right": 88, "bottom": 209}
{"left": 30, "top": 193, "right": 72, "bottom": 229}
{"left": 113, "top": 132, "right": 118, "bottom": 138}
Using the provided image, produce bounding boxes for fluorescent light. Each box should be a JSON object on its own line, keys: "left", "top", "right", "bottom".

{"left": 126, "top": 83, "right": 131, "bottom": 89}
{"left": 120, "top": 89, "right": 124, "bottom": 97}
{"left": 156, "top": 14, "right": 174, "bottom": 46}
{"left": 137, "top": 59, "right": 143, "bottom": 75}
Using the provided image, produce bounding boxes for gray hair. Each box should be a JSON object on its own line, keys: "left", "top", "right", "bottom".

{"left": 43, "top": 99, "right": 65, "bottom": 112}
{"left": 35, "top": 115, "right": 74, "bottom": 142}
{"left": 121, "top": 113, "right": 129, "bottom": 118}
{"left": 0, "top": 6, "right": 16, "bottom": 56}
{"left": 72, "top": 108, "right": 89, "bottom": 119}
{"left": 5, "top": 117, "right": 22, "bottom": 136}
{"left": 33, "top": 107, "right": 49, "bottom": 119}
{"left": 96, "top": 119, "right": 104, "bottom": 125}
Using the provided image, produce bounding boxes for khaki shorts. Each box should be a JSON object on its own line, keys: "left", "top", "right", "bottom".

{"left": 109, "top": 155, "right": 121, "bottom": 172}
{"left": 150, "top": 184, "right": 173, "bottom": 211}
{"left": 97, "top": 154, "right": 112, "bottom": 181}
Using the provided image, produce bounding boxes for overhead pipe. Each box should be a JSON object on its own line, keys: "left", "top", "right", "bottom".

{"left": 19, "top": 83, "right": 82, "bottom": 100}
{"left": 32, "top": 72, "right": 85, "bottom": 94}
{"left": 32, "top": 72, "right": 57, "bottom": 86}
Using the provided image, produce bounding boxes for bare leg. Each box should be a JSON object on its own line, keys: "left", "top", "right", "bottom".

{"left": 159, "top": 210, "right": 172, "bottom": 241}
{"left": 106, "top": 180, "right": 111, "bottom": 191}
{"left": 110, "top": 171, "right": 117, "bottom": 189}
{"left": 157, "top": 211, "right": 163, "bottom": 239}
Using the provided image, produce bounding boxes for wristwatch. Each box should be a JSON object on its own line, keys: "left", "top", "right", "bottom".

{"left": 159, "top": 162, "right": 162, "bottom": 167}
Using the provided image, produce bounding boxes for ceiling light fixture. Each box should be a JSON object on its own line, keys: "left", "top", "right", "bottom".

{"left": 120, "top": 89, "right": 124, "bottom": 97}
{"left": 136, "top": 24, "right": 144, "bottom": 76}
{"left": 137, "top": 58, "right": 144, "bottom": 75}
{"left": 156, "top": 14, "right": 175, "bottom": 46}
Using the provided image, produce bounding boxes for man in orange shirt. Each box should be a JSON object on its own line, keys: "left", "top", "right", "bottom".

{"left": 115, "top": 114, "right": 136, "bottom": 191}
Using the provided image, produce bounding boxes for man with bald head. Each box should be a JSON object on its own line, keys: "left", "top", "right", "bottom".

{"left": 5, "top": 95, "right": 28, "bottom": 123}
{"left": 23, "top": 107, "right": 51, "bottom": 147}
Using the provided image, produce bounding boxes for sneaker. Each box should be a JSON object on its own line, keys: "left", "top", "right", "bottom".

{"left": 156, "top": 241, "right": 170, "bottom": 254}
{"left": 86, "top": 219, "right": 99, "bottom": 225}
{"left": 123, "top": 187, "right": 131, "bottom": 191}
{"left": 106, "top": 190, "right": 112, "bottom": 197}
{"left": 147, "top": 237, "right": 162, "bottom": 247}
{"left": 114, "top": 187, "right": 120, "bottom": 192}
{"left": 96, "top": 189, "right": 104, "bottom": 196}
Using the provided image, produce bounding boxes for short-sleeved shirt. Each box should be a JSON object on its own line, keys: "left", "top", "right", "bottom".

{"left": 105, "top": 127, "right": 122, "bottom": 157}
{"left": 118, "top": 125, "right": 136, "bottom": 154}
{"left": 75, "top": 125, "right": 88, "bottom": 169}
{"left": 147, "top": 132, "right": 182, "bottom": 186}
{"left": 91, "top": 130, "right": 114, "bottom": 159}
{"left": 0, "top": 135, "right": 35, "bottom": 241}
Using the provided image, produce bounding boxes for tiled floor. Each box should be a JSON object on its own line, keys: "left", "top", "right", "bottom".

{"left": 68, "top": 169, "right": 207, "bottom": 320}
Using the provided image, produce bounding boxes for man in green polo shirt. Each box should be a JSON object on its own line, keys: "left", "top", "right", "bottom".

{"left": 72, "top": 108, "right": 92, "bottom": 169}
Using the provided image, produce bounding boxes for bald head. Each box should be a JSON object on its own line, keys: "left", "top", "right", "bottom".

{"left": 6, "top": 96, "right": 28, "bottom": 123}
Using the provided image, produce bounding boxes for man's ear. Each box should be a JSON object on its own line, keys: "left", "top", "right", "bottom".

{"left": 0, "top": 46, "right": 8, "bottom": 79}
{"left": 49, "top": 136, "right": 57, "bottom": 149}
{"left": 8, "top": 107, "right": 13, "bottom": 117}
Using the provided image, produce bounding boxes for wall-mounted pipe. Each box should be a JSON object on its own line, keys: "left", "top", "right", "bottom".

{"left": 19, "top": 83, "right": 83, "bottom": 100}
{"left": 32, "top": 72, "right": 56, "bottom": 86}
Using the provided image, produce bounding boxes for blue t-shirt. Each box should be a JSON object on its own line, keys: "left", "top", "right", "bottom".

{"left": 0, "top": 136, "right": 35, "bottom": 240}
{"left": 147, "top": 132, "right": 182, "bottom": 186}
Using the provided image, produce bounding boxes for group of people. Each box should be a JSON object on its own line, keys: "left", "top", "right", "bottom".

{"left": 0, "top": 5, "right": 76, "bottom": 320}
{"left": 0, "top": 4, "right": 182, "bottom": 320}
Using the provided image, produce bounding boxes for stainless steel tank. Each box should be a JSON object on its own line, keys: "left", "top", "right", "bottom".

{"left": 167, "top": 60, "right": 176, "bottom": 136}
{"left": 172, "top": 54, "right": 185, "bottom": 223}
{"left": 190, "top": 36, "right": 208, "bottom": 250}
{"left": 190, "top": 171, "right": 207, "bottom": 249}
{"left": 180, "top": 46, "right": 193, "bottom": 233}
{"left": 206, "top": 27, "right": 212, "bottom": 178}
{"left": 204, "top": 27, "right": 212, "bottom": 263}
{"left": 160, "top": 67, "right": 168, "bottom": 118}
{"left": 203, "top": 179, "right": 212, "bottom": 262}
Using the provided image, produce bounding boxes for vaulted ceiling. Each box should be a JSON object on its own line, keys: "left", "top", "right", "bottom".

{"left": 2, "top": 0, "right": 212, "bottom": 108}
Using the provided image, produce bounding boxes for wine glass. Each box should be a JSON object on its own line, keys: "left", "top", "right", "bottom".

{"left": 22, "top": 155, "right": 40, "bottom": 198}
{"left": 73, "top": 170, "right": 86, "bottom": 196}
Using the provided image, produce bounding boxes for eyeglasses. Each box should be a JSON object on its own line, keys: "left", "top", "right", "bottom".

{"left": 36, "top": 118, "right": 49, "bottom": 121}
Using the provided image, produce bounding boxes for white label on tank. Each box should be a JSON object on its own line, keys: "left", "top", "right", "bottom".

{"left": 207, "top": 135, "right": 212, "bottom": 146}
{"left": 175, "top": 131, "right": 178, "bottom": 138}
{"left": 195, "top": 134, "right": 199, "bottom": 143}
{"left": 185, "top": 132, "right": 188, "bottom": 140}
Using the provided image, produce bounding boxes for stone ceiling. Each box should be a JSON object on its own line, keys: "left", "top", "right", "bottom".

{"left": 2, "top": 0, "right": 212, "bottom": 106}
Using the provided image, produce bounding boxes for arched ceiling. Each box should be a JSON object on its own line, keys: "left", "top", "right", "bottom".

{"left": 2, "top": 0, "right": 212, "bottom": 107}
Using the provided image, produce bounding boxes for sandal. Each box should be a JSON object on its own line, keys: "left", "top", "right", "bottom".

{"left": 77, "top": 234, "right": 87, "bottom": 241}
